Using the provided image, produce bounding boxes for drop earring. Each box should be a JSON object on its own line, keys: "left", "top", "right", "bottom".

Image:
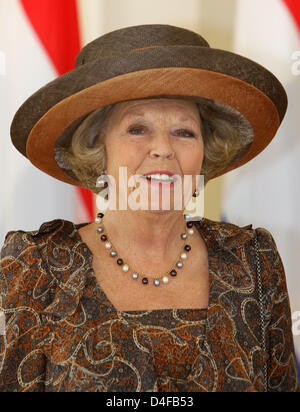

{"left": 96, "top": 169, "right": 108, "bottom": 188}
{"left": 193, "top": 189, "right": 200, "bottom": 197}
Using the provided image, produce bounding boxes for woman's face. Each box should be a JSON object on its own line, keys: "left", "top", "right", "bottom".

{"left": 103, "top": 98, "right": 204, "bottom": 212}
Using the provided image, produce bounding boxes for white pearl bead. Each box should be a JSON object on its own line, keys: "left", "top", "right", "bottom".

{"left": 122, "top": 264, "right": 129, "bottom": 272}
{"left": 162, "top": 276, "right": 169, "bottom": 284}
{"left": 95, "top": 217, "right": 101, "bottom": 223}
{"left": 180, "top": 252, "right": 188, "bottom": 260}
{"left": 188, "top": 228, "right": 194, "bottom": 235}
{"left": 105, "top": 242, "right": 112, "bottom": 249}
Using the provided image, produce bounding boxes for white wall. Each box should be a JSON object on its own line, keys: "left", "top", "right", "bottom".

{"left": 78, "top": 0, "right": 202, "bottom": 44}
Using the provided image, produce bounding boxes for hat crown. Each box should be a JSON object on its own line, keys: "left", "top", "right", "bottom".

{"left": 75, "top": 24, "right": 210, "bottom": 67}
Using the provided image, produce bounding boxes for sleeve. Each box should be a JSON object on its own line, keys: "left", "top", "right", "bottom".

{"left": 256, "top": 227, "right": 299, "bottom": 392}
{"left": 0, "top": 230, "right": 46, "bottom": 392}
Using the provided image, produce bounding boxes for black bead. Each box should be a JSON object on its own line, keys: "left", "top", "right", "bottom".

{"left": 142, "top": 278, "right": 149, "bottom": 285}
{"left": 184, "top": 245, "right": 191, "bottom": 252}
{"left": 117, "top": 259, "right": 123, "bottom": 265}
{"left": 186, "top": 222, "right": 193, "bottom": 228}
{"left": 97, "top": 213, "right": 104, "bottom": 218}
{"left": 170, "top": 270, "right": 177, "bottom": 277}
{"left": 100, "top": 235, "right": 107, "bottom": 241}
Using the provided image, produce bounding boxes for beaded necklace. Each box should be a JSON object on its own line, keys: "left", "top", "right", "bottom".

{"left": 95, "top": 212, "right": 195, "bottom": 287}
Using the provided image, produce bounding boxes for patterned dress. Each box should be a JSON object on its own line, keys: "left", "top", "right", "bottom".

{"left": 0, "top": 218, "right": 298, "bottom": 392}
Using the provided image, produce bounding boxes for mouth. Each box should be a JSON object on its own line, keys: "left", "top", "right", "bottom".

{"left": 140, "top": 171, "right": 177, "bottom": 184}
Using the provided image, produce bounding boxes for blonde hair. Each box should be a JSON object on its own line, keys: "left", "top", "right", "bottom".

{"left": 54, "top": 97, "right": 253, "bottom": 193}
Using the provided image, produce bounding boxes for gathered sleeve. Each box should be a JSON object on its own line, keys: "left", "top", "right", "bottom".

{"left": 256, "top": 227, "right": 299, "bottom": 392}
{"left": 0, "top": 230, "right": 46, "bottom": 392}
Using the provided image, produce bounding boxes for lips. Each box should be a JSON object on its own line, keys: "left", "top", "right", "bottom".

{"left": 143, "top": 170, "right": 175, "bottom": 177}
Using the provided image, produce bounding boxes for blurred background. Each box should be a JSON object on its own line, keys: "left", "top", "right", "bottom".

{"left": 0, "top": 0, "right": 299, "bottom": 376}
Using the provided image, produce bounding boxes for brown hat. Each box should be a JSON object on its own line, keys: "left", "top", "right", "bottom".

{"left": 10, "top": 24, "right": 287, "bottom": 187}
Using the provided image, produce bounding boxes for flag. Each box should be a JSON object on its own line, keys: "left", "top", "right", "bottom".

{"left": 0, "top": 0, "right": 95, "bottom": 246}
{"left": 222, "top": 0, "right": 300, "bottom": 378}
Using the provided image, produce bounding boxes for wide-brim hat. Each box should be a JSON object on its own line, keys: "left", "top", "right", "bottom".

{"left": 10, "top": 24, "right": 287, "bottom": 187}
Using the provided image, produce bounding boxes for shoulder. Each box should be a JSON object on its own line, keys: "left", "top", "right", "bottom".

{"left": 197, "top": 217, "right": 277, "bottom": 249}
{"left": 1, "top": 219, "right": 79, "bottom": 280}
{"left": 196, "top": 217, "right": 284, "bottom": 284}
{"left": 195, "top": 217, "right": 256, "bottom": 249}
{"left": 0, "top": 219, "right": 85, "bottom": 312}
{"left": 1, "top": 219, "right": 81, "bottom": 251}
{"left": 1, "top": 218, "right": 89, "bottom": 262}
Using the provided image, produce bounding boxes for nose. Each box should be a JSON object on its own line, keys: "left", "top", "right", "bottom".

{"left": 149, "top": 133, "right": 175, "bottom": 160}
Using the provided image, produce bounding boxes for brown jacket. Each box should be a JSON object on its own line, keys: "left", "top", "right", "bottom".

{"left": 0, "top": 218, "right": 298, "bottom": 392}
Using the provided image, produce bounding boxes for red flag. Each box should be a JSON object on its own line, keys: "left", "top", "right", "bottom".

{"left": 284, "top": 0, "right": 300, "bottom": 32}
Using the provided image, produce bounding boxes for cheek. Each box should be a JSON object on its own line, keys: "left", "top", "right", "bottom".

{"left": 177, "top": 143, "right": 204, "bottom": 172}
{"left": 105, "top": 138, "right": 146, "bottom": 170}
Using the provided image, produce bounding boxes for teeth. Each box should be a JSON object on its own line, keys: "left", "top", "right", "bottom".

{"left": 143, "top": 173, "right": 175, "bottom": 182}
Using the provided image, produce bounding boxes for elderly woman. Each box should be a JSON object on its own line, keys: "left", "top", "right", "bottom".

{"left": 0, "top": 24, "right": 298, "bottom": 392}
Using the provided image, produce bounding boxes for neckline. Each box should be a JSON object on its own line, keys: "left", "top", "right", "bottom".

{"left": 73, "top": 218, "right": 212, "bottom": 315}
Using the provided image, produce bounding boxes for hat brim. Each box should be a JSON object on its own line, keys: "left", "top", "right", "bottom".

{"left": 10, "top": 46, "right": 286, "bottom": 186}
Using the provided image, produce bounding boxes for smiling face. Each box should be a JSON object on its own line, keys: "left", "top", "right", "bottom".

{"left": 103, "top": 98, "right": 204, "bottom": 212}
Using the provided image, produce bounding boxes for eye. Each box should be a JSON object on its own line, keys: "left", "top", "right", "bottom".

{"left": 128, "top": 125, "right": 146, "bottom": 135}
{"left": 176, "top": 129, "right": 196, "bottom": 138}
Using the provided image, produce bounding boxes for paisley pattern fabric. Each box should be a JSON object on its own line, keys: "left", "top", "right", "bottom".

{"left": 0, "top": 218, "right": 298, "bottom": 392}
